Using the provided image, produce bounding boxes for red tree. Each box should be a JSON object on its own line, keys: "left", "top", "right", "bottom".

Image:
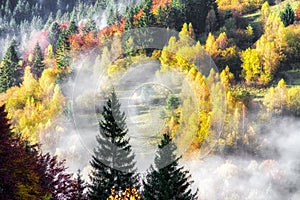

{"left": 296, "top": 2, "right": 300, "bottom": 21}
{"left": 0, "top": 105, "right": 43, "bottom": 199}
{"left": 37, "top": 153, "right": 77, "bottom": 200}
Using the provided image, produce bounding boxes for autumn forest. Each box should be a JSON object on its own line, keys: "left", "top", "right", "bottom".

{"left": 1, "top": 0, "right": 300, "bottom": 199}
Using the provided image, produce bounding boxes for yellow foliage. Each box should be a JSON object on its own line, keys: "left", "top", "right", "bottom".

{"left": 178, "top": 23, "right": 195, "bottom": 46}
{"left": 260, "top": 1, "right": 270, "bottom": 23}
{"left": 107, "top": 186, "right": 141, "bottom": 200}
{"left": 44, "top": 44, "right": 55, "bottom": 67}
{"left": 1, "top": 67, "right": 65, "bottom": 144}
{"left": 205, "top": 32, "right": 219, "bottom": 57}
{"left": 288, "top": 86, "right": 300, "bottom": 116}
{"left": 241, "top": 48, "right": 261, "bottom": 85}
{"left": 220, "top": 66, "right": 234, "bottom": 89}
{"left": 28, "top": 54, "right": 33, "bottom": 62}
{"left": 107, "top": 65, "right": 126, "bottom": 77}
{"left": 263, "top": 79, "right": 288, "bottom": 114}
{"left": 23, "top": 66, "right": 39, "bottom": 94}
{"left": 151, "top": 49, "right": 161, "bottom": 59}
{"left": 245, "top": 24, "right": 254, "bottom": 36}
{"left": 216, "top": 32, "right": 228, "bottom": 50}
{"left": 264, "top": 13, "right": 286, "bottom": 51}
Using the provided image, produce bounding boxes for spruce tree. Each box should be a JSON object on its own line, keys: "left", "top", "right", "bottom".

{"left": 143, "top": 133, "right": 198, "bottom": 200}
{"left": 55, "top": 31, "right": 71, "bottom": 83}
{"left": 0, "top": 40, "right": 22, "bottom": 93}
{"left": 83, "top": 16, "right": 97, "bottom": 34}
{"left": 108, "top": 7, "right": 116, "bottom": 26}
{"left": 67, "top": 20, "right": 78, "bottom": 35}
{"left": 88, "top": 90, "right": 138, "bottom": 200}
{"left": 98, "top": 0, "right": 108, "bottom": 9}
{"left": 48, "top": 22, "right": 61, "bottom": 50}
{"left": 280, "top": 3, "right": 295, "bottom": 27}
{"left": 31, "top": 42, "right": 45, "bottom": 79}
{"left": 125, "top": 8, "right": 135, "bottom": 30}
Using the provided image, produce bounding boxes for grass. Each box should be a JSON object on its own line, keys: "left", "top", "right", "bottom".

{"left": 243, "top": 0, "right": 298, "bottom": 22}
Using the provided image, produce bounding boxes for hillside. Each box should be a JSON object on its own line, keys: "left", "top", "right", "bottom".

{"left": 0, "top": 0, "right": 300, "bottom": 199}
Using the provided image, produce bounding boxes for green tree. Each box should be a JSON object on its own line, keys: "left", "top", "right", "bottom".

{"left": 88, "top": 90, "right": 138, "bottom": 200}
{"left": 125, "top": 8, "right": 135, "bottom": 30}
{"left": 48, "top": 22, "right": 61, "bottom": 50}
{"left": 280, "top": 3, "right": 295, "bottom": 27}
{"left": 31, "top": 42, "right": 45, "bottom": 79}
{"left": 143, "top": 133, "right": 198, "bottom": 200}
{"left": 166, "top": 95, "right": 180, "bottom": 110}
{"left": 67, "top": 20, "right": 78, "bottom": 35}
{"left": 98, "top": 0, "right": 108, "bottom": 9}
{"left": 55, "top": 31, "right": 71, "bottom": 83}
{"left": 107, "top": 7, "right": 121, "bottom": 27}
{"left": 0, "top": 40, "right": 22, "bottom": 93}
{"left": 141, "top": 0, "right": 155, "bottom": 26}
{"left": 83, "top": 17, "right": 97, "bottom": 34}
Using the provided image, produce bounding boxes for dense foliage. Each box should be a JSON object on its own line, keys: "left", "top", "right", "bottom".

{"left": 1, "top": 0, "right": 300, "bottom": 199}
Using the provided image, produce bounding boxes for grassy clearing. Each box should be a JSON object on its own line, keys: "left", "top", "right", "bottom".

{"left": 243, "top": 0, "right": 298, "bottom": 22}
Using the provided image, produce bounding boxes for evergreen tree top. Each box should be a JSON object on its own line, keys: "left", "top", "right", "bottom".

{"left": 88, "top": 90, "right": 138, "bottom": 200}
{"left": 143, "top": 132, "right": 198, "bottom": 200}
{"left": 4, "top": 40, "right": 19, "bottom": 61}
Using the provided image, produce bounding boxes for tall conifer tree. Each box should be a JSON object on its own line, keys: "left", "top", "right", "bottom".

{"left": 0, "top": 40, "right": 22, "bottom": 93}
{"left": 31, "top": 42, "right": 45, "bottom": 79}
{"left": 55, "top": 31, "right": 71, "bottom": 83}
{"left": 88, "top": 90, "right": 138, "bottom": 200}
{"left": 143, "top": 133, "right": 198, "bottom": 200}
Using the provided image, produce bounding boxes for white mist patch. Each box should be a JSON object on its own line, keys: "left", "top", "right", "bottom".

{"left": 183, "top": 117, "right": 300, "bottom": 200}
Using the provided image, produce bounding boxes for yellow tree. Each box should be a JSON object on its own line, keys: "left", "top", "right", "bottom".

{"left": 260, "top": 1, "right": 270, "bottom": 24}
{"left": 110, "top": 33, "right": 123, "bottom": 61}
{"left": 241, "top": 48, "right": 261, "bottom": 85}
{"left": 178, "top": 23, "right": 195, "bottom": 47}
{"left": 188, "top": 23, "right": 195, "bottom": 39}
{"left": 256, "top": 36, "right": 280, "bottom": 85}
{"left": 216, "top": 32, "right": 229, "bottom": 50}
{"left": 2, "top": 67, "right": 65, "bottom": 144}
{"left": 263, "top": 79, "right": 288, "bottom": 115}
{"left": 220, "top": 65, "right": 234, "bottom": 89}
{"left": 44, "top": 44, "right": 55, "bottom": 68}
{"left": 205, "top": 32, "right": 219, "bottom": 57}
{"left": 264, "top": 13, "right": 286, "bottom": 51}
{"left": 160, "top": 24, "right": 202, "bottom": 73}
{"left": 287, "top": 86, "right": 300, "bottom": 116}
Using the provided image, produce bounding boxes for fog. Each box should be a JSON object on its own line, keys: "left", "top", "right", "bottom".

{"left": 184, "top": 117, "right": 300, "bottom": 200}
{"left": 1, "top": 0, "right": 300, "bottom": 199}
